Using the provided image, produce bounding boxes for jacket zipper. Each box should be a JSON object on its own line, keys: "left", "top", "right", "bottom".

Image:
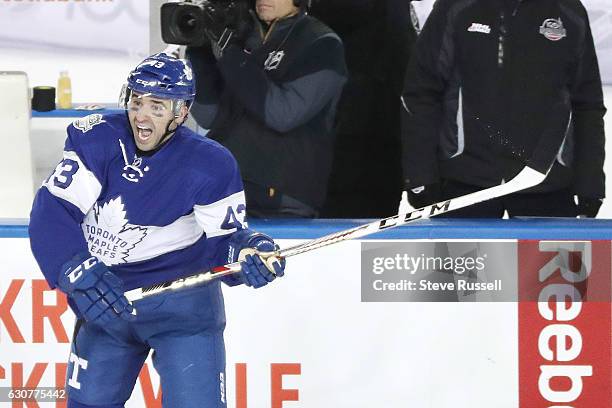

{"left": 498, "top": 1, "right": 523, "bottom": 68}
{"left": 498, "top": 12, "right": 506, "bottom": 67}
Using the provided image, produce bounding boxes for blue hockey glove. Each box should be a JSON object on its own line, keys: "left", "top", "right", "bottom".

{"left": 58, "top": 254, "right": 136, "bottom": 323}
{"left": 228, "top": 229, "right": 286, "bottom": 288}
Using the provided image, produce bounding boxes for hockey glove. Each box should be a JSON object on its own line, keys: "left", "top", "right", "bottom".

{"left": 576, "top": 196, "right": 603, "bottom": 218}
{"left": 58, "top": 254, "right": 136, "bottom": 323}
{"left": 407, "top": 183, "right": 442, "bottom": 209}
{"left": 228, "top": 229, "right": 286, "bottom": 288}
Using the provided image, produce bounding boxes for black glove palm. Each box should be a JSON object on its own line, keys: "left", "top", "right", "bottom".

{"left": 576, "top": 196, "right": 603, "bottom": 218}
{"left": 407, "top": 183, "right": 442, "bottom": 209}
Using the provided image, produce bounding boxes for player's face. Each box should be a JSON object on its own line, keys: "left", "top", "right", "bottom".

{"left": 127, "top": 93, "right": 179, "bottom": 151}
{"left": 255, "top": 0, "right": 299, "bottom": 23}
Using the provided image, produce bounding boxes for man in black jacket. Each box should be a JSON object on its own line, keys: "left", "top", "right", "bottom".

{"left": 187, "top": 0, "right": 347, "bottom": 218}
{"left": 401, "top": 0, "right": 606, "bottom": 217}
{"left": 311, "top": 0, "right": 422, "bottom": 218}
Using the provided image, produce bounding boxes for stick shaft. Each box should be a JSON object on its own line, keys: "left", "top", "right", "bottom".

{"left": 277, "top": 166, "right": 544, "bottom": 258}
{"left": 126, "top": 166, "right": 546, "bottom": 302}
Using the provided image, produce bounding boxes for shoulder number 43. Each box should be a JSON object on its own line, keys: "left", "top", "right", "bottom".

{"left": 46, "top": 158, "right": 79, "bottom": 189}
{"left": 221, "top": 204, "right": 246, "bottom": 230}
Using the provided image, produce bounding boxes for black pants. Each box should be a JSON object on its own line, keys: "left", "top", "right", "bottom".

{"left": 439, "top": 179, "right": 578, "bottom": 218}
{"left": 244, "top": 181, "right": 318, "bottom": 218}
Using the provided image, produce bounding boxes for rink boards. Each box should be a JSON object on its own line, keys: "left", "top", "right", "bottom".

{"left": 0, "top": 219, "right": 611, "bottom": 408}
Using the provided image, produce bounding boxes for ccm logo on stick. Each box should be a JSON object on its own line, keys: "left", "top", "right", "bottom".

{"left": 379, "top": 200, "right": 452, "bottom": 229}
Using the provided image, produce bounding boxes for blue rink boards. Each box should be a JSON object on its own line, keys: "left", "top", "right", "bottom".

{"left": 2, "top": 218, "right": 612, "bottom": 240}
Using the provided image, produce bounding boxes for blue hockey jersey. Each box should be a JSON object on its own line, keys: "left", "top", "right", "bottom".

{"left": 29, "top": 113, "right": 246, "bottom": 290}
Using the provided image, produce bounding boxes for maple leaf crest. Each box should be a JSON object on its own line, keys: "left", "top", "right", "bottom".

{"left": 82, "top": 196, "right": 147, "bottom": 265}
{"left": 96, "top": 197, "right": 128, "bottom": 233}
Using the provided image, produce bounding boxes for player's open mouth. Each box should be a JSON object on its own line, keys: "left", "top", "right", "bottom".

{"left": 136, "top": 125, "right": 153, "bottom": 141}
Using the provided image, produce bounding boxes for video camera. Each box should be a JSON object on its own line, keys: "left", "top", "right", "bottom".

{"left": 161, "top": 0, "right": 247, "bottom": 46}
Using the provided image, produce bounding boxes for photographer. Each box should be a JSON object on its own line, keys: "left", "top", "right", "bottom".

{"left": 184, "top": 0, "right": 347, "bottom": 218}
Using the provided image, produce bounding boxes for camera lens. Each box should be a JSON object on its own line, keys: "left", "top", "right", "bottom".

{"left": 176, "top": 9, "right": 199, "bottom": 36}
{"left": 161, "top": 2, "right": 210, "bottom": 46}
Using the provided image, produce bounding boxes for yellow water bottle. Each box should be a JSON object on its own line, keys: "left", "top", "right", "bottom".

{"left": 57, "top": 70, "right": 72, "bottom": 109}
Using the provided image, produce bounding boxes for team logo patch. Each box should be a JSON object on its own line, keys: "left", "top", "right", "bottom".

{"left": 264, "top": 50, "right": 285, "bottom": 71}
{"left": 467, "top": 22, "right": 491, "bottom": 34}
{"left": 539, "top": 18, "right": 566, "bottom": 41}
{"left": 82, "top": 196, "right": 148, "bottom": 265}
{"left": 73, "top": 114, "right": 105, "bottom": 133}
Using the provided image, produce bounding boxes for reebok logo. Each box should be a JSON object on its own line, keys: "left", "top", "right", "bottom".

{"left": 518, "top": 240, "right": 612, "bottom": 407}
{"left": 468, "top": 23, "right": 491, "bottom": 34}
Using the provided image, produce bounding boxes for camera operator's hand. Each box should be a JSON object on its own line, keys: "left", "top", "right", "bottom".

{"left": 204, "top": 0, "right": 253, "bottom": 59}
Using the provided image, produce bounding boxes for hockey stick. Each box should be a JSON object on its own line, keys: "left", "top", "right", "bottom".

{"left": 125, "top": 165, "right": 547, "bottom": 302}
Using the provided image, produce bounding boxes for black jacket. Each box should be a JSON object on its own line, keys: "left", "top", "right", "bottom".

{"left": 401, "top": 0, "right": 606, "bottom": 198}
{"left": 188, "top": 11, "right": 347, "bottom": 209}
{"left": 311, "top": 0, "right": 421, "bottom": 217}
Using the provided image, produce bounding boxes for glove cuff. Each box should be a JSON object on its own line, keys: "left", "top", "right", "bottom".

{"left": 228, "top": 229, "right": 276, "bottom": 262}
{"left": 58, "top": 253, "right": 101, "bottom": 294}
{"left": 232, "top": 228, "right": 274, "bottom": 247}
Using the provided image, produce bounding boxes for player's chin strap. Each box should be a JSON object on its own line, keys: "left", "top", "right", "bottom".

{"left": 153, "top": 100, "right": 192, "bottom": 150}
{"left": 152, "top": 100, "right": 191, "bottom": 151}
{"left": 125, "top": 163, "right": 552, "bottom": 302}
{"left": 156, "top": 119, "right": 179, "bottom": 149}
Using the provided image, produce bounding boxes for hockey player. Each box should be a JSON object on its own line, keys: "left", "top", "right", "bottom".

{"left": 29, "top": 53, "right": 285, "bottom": 408}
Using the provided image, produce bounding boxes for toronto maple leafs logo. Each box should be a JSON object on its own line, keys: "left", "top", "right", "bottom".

{"left": 81, "top": 196, "right": 147, "bottom": 265}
